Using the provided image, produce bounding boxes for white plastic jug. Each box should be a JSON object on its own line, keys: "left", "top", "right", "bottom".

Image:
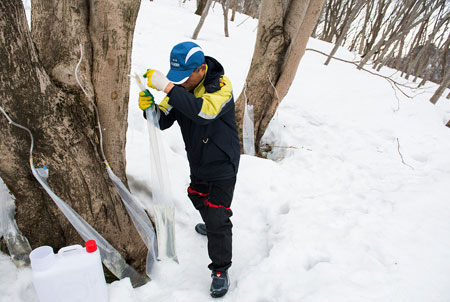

{"left": 29, "top": 240, "right": 108, "bottom": 302}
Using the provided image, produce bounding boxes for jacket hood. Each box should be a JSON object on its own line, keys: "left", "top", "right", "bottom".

{"left": 203, "top": 56, "right": 225, "bottom": 93}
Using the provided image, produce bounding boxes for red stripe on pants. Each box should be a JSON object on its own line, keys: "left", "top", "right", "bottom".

{"left": 204, "top": 201, "right": 231, "bottom": 211}
{"left": 188, "top": 187, "right": 209, "bottom": 197}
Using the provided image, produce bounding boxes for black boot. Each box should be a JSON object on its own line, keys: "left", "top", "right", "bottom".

{"left": 195, "top": 223, "right": 207, "bottom": 236}
{"left": 210, "top": 271, "right": 229, "bottom": 298}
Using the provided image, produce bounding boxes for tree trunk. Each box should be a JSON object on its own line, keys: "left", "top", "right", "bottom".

{"left": 430, "top": 69, "right": 450, "bottom": 104}
{"left": 0, "top": 0, "right": 147, "bottom": 274}
{"left": 235, "top": 0, "right": 324, "bottom": 154}
{"left": 361, "top": 0, "right": 390, "bottom": 57}
{"left": 243, "top": 0, "right": 260, "bottom": 18}
{"left": 222, "top": 0, "right": 230, "bottom": 37}
{"left": 325, "top": 0, "right": 365, "bottom": 65}
{"left": 195, "top": 0, "right": 208, "bottom": 15}
{"left": 358, "top": 1, "right": 374, "bottom": 54}
{"left": 231, "top": 0, "right": 238, "bottom": 21}
{"left": 193, "top": 0, "right": 214, "bottom": 39}
{"left": 358, "top": 0, "right": 440, "bottom": 70}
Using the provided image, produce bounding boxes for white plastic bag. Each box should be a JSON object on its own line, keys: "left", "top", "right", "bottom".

{"left": 243, "top": 104, "right": 255, "bottom": 156}
{"left": 144, "top": 105, "right": 178, "bottom": 263}
{"left": 133, "top": 73, "right": 178, "bottom": 263}
{"left": 106, "top": 166, "right": 158, "bottom": 274}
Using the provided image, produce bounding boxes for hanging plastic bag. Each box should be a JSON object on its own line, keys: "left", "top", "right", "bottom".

{"left": 0, "top": 177, "right": 32, "bottom": 267}
{"left": 243, "top": 103, "right": 255, "bottom": 156}
{"left": 106, "top": 166, "right": 158, "bottom": 275}
{"left": 133, "top": 74, "right": 178, "bottom": 263}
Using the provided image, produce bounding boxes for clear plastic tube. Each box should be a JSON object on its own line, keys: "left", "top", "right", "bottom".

{"left": 106, "top": 166, "right": 158, "bottom": 275}
{"left": 31, "top": 165, "right": 149, "bottom": 287}
{"left": 1, "top": 89, "right": 150, "bottom": 286}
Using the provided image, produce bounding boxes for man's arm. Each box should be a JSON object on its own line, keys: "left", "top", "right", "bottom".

{"left": 156, "top": 96, "right": 176, "bottom": 130}
{"left": 167, "top": 76, "right": 233, "bottom": 125}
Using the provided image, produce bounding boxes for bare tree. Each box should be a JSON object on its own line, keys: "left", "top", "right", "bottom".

{"left": 192, "top": 0, "right": 214, "bottom": 39}
{"left": 430, "top": 70, "right": 450, "bottom": 104}
{"left": 195, "top": 0, "right": 208, "bottom": 15}
{"left": 325, "top": 0, "right": 365, "bottom": 65}
{"left": 430, "top": 35, "right": 450, "bottom": 104}
{"left": 316, "top": 0, "right": 450, "bottom": 105}
{"left": 243, "top": 0, "right": 261, "bottom": 18}
{"left": 222, "top": 0, "right": 231, "bottom": 37}
{"left": 360, "top": 0, "right": 392, "bottom": 57}
{"left": 235, "top": 0, "right": 324, "bottom": 154}
{"left": 357, "top": 0, "right": 444, "bottom": 69}
{"left": 0, "top": 0, "right": 147, "bottom": 275}
{"left": 231, "top": 0, "right": 238, "bottom": 21}
{"left": 321, "top": 0, "right": 346, "bottom": 42}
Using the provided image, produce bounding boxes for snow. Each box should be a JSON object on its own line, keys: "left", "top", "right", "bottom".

{"left": 3, "top": 0, "right": 450, "bottom": 301}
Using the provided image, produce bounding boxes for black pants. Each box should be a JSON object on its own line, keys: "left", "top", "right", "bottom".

{"left": 187, "top": 176, "right": 236, "bottom": 272}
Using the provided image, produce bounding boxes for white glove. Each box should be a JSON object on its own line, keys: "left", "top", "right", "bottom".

{"left": 143, "top": 69, "right": 171, "bottom": 92}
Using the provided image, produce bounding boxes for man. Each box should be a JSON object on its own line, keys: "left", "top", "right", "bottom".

{"left": 138, "top": 41, "right": 240, "bottom": 298}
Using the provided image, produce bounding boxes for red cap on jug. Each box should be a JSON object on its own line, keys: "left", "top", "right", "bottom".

{"left": 85, "top": 240, "right": 97, "bottom": 253}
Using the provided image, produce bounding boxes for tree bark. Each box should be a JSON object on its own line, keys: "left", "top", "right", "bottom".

{"left": 231, "top": 0, "right": 238, "bottom": 21}
{"left": 235, "top": 0, "right": 324, "bottom": 154}
{"left": 32, "top": 0, "right": 138, "bottom": 184}
{"left": 193, "top": 0, "right": 214, "bottom": 39}
{"left": 0, "top": 0, "right": 147, "bottom": 274}
{"left": 195, "top": 0, "right": 208, "bottom": 15}
{"left": 243, "top": 0, "right": 260, "bottom": 18}
{"left": 430, "top": 68, "right": 450, "bottom": 104}
{"left": 222, "top": 0, "right": 230, "bottom": 37}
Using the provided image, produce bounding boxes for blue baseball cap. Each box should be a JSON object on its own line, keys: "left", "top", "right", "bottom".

{"left": 166, "top": 41, "right": 205, "bottom": 84}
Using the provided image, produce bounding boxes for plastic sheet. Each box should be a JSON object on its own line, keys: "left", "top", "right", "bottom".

{"left": 31, "top": 166, "right": 149, "bottom": 287}
{"left": 106, "top": 166, "right": 158, "bottom": 275}
{"left": 133, "top": 74, "right": 178, "bottom": 263}
{"left": 1, "top": 92, "right": 150, "bottom": 287}
{"left": 74, "top": 48, "right": 157, "bottom": 276}
{"left": 144, "top": 105, "right": 178, "bottom": 263}
{"left": 0, "top": 178, "right": 32, "bottom": 267}
{"left": 243, "top": 104, "right": 256, "bottom": 156}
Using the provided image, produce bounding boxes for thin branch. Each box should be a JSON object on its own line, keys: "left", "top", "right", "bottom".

{"left": 260, "top": 143, "right": 313, "bottom": 152}
{"left": 236, "top": 16, "right": 251, "bottom": 27}
{"left": 397, "top": 138, "right": 414, "bottom": 169}
{"left": 306, "top": 47, "right": 423, "bottom": 99}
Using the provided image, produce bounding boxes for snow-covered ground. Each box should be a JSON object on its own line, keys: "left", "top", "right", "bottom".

{"left": 2, "top": 1, "right": 450, "bottom": 301}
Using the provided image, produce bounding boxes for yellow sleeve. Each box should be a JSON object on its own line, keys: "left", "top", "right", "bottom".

{"left": 158, "top": 96, "right": 172, "bottom": 115}
{"left": 198, "top": 75, "right": 233, "bottom": 120}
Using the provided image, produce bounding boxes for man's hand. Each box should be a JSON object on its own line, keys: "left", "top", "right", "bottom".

{"left": 143, "top": 69, "right": 171, "bottom": 92}
{"left": 138, "top": 90, "right": 155, "bottom": 111}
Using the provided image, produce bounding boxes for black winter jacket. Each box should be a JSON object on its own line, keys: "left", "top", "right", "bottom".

{"left": 156, "top": 56, "right": 240, "bottom": 181}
